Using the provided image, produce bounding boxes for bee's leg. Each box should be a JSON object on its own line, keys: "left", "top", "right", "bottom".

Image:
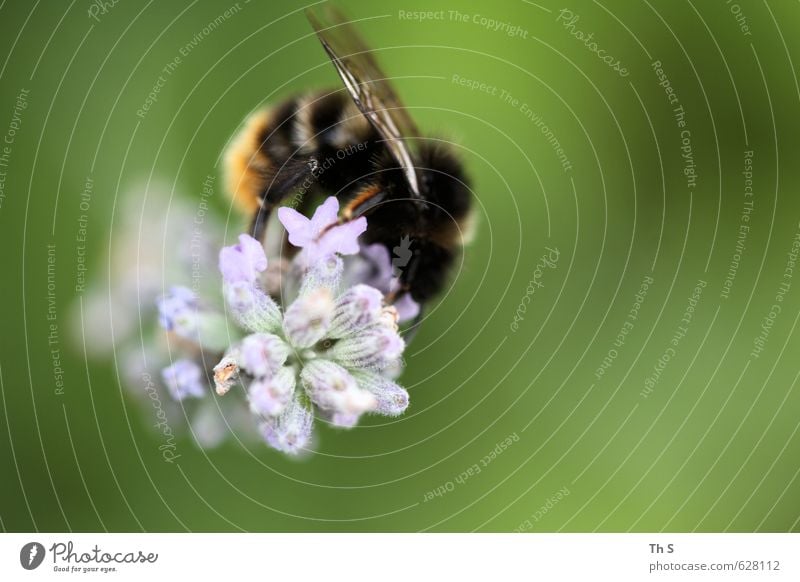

{"left": 315, "top": 184, "right": 386, "bottom": 240}
{"left": 249, "top": 200, "right": 274, "bottom": 244}
{"left": 250, "top": 156, "right": 320, "bottom": 242}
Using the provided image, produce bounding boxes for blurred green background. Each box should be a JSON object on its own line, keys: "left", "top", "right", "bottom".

{"left": 1, "top": 0, "right": 800, "bottom": 532}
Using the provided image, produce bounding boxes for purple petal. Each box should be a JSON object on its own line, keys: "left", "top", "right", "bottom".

{"left": 318, "top": 216, "right": 367, "bottom": 257}
{"left": 161, "top": 360, "right": 205, "bottom": 401}
{"left": 219, "top": 246, "right": 248, "bottom": 283}
{"left": 358, "top": 243, "right": 394, "bottom": 290}
{"left": 393, "top": 293, "right": 421, "bottom": 322}
{"left": 309, "top": 196, "right": 340, "bottom": 235}
{"left": 219, "top": 234, "right": 267, "bottom": 284}
{"left": 329, "top": 411, "right": 361, "bottom": 428}
{"left": 157, "top": 286, "right": 197, "bottom": 334}
{"left": 277, "top": 207, "right": 313, "bottom": 247}
{"left": 241, "top": 234, "right": 267, "bottom": 267}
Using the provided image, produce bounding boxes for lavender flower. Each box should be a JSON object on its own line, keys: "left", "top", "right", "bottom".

{"left": 249, "top": 366, "right": 296, "bottom": 417}
{"left": 218, "top": 233, "right": 267, "bottom": 284}
{"left": 392, "top": 292, "right": 420, "bottom": 322}
{"left": 240, "top": 333, "right": 290, "bottom": 378}
{"left": 156, "top": 286, "right": 229, "bottom": 351}
{"left": 277, "top": 196, "right": 366, "bottom": 264}
{"left": 209, "top": 197, "right": 410, "bottom": 455}
{"left": 161, "top": 360, "right": 206, "bottom": 401}
{"left": 259, "top": 394, "right": 314, "bottom": 455}
{"left": 218, "top": 233, "right": 282, "bottom": 333}
{"left": 300, "top": 359, "right": 376, "bottom": 416}
{"left": 347, "top": 243, "right": 420, "bottom": 322}
{"left": 157, "top": 286, "right": 198, "bottom": 336}
{"left": 153, "top": 196, "right": 411, "bottom": 456}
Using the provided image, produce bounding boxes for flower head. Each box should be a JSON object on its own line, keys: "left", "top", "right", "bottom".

{"left": 216, "top": 267, "right": 407, "bottom": 448}
{"left": 219, "top": 233, "right": 268, "bottom": 284}
{"left": 162, "top": 196, "right": 412, "bottom": 456}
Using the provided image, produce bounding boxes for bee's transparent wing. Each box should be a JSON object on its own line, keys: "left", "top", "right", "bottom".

{"left": 307, "top": 6, "right": 420, "bottom": 195}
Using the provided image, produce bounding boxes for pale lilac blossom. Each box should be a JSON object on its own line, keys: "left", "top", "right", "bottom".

{"left": 259, "top": 394, "right": 314, "bottom": 455}
{"left": 240, "top": 333, "right": 290, "bottom": 377}
{"left": 347, "top": 243, "right": 420, "bottom": 322}
{"left": 248, "top": 366, "right": 296, "bottom": 417}
{"left": 161, "top": 359, "right": 206, "bottom": 401}
{"left": 277, "top": 196, "right": 366, "bottom": 264}
{"left": 218, "top": 233, "right": 268, "bottom": 283}
{"left": 156, "top": 286, "right": 228, "bottom": 351}
{"left": 160, "top": 196, "right": 411, "bottom": 456}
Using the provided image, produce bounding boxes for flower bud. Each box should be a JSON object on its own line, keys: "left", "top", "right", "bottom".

{"left": 219, "top": 233, "right": 267, "bottom": 284}
{"left": 298, "top": 254, "right": 343, "bottom": 296}
{"left": 330, "top": 324, "right": 405, "bottom": 371}
{"left": 352, "top": 370, "right": 409, "bottom": 416}
{"left": 161, "top": 360, "right": 205, "bottom": 401}
{"left": 327, "top": 284, "right": 384, "bottom": 338}
{"left": 157, "top": 286, "right": 228, "bottom": 351}
{"left": 300, "top": 359, "right": 376, "bottom": 415}
{"left": 223, "top": 282, "right": 282, "bottom": 333}
{"left": 249, "top": 366, "right": 296, "bottom": 417}
{"left": 259, "top": 394, "right": 314, "bottom": 455}
{"left": 240, "top": 333, "right": 290, "bottom": 379}
{"left": 282, "top": 288, "right": 334, "bottom": 348}
{"left": 392, "top": 292, "right": 420, "bottom": 322}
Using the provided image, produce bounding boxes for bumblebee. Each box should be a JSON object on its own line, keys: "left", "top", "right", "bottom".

{"left": 224, "top": 6, "right": 473, "bottom": 323}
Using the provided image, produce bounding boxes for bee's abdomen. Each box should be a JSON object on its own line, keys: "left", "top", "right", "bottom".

{"left": 224, "top": 107, "right": 276, "bottom": 214}
{"left": 224, "top": 91, "right": 375, "bottom": 213}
